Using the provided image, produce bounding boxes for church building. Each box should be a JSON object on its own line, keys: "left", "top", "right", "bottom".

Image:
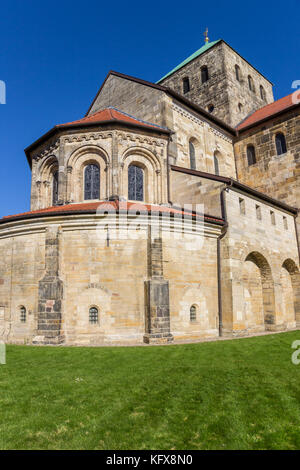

{"left": 0, "top": 36, "right": 299, "bottom": 345}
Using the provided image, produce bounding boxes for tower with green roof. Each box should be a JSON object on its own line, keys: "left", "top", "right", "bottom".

{"left": 157, "top": 38, "right": 274, "bottom": 127}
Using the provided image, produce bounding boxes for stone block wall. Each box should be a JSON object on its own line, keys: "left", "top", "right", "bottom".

{"left": 234, "top": 109, "right": 300, "bottom": 243}
{"left": 0, "top": 213, "right": 224, "bottom": 345}
{"left": 221, "top": 188, "right": 300, "bottom": 336}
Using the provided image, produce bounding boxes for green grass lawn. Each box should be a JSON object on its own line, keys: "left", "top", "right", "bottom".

{"left": 1, "top": 331, "right": 300, "bottom": 450}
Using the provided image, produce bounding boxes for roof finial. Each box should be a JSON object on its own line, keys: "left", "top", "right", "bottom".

{"left": 204, "top": 28, "right": 209, "bottom": 44}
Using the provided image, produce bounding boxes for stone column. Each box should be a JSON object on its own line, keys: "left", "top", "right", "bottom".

{"left": 143, "top": 224, "right": 173, "bottom": 344}
{"left": 109, "top": 131, "right": 119, "bottom": 200}
{"left": 33, "top": 226, "right": 64, "bottom": 344}
{"left": 57, "top": 138, "right": 66, "bottom": 205}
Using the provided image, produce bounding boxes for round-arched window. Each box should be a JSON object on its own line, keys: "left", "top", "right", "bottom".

{"left": 20, "top": 306, "right": 26, "bottom": 323}
{"left": 275, "top": 133, "right": 287, "bottom": 155}
{"left": 52, "top": 171, "right": 59, "bottom": 206}
{"left": 190, "top": 305, "right": 197, "bottom": 322}
{"left": 89, "top": 307, "right": 99, "bottom": 324}
{"left": 84, "top": 164, "right": 100, "bottom": 200}
{"left": 128, "top": 165, "right": 144, "bottom": 201}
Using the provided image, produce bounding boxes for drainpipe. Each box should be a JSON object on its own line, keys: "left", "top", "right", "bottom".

{"left": 217, "top": 184, "right": 230, "bottom": 336}
{"left": 167, "top": 134, "right": 173, "bottom": 205}
{"left": 293, "top": 211, "right": 300, "bottom": 266}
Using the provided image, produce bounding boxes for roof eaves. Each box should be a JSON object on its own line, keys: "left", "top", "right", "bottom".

{"left": 25, "top": 117, "right": 171, "bottom": 168}
{"left": 236, "top": 102, "right": 300, "bottom": 133}
{"left": 171, "top": 165, "right": 298, "bottom": 215}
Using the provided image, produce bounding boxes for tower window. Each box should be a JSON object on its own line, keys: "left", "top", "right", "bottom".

{"left": 201, "top": 66, "right": 209, "bottom": 84}
{"left": 84, "top": 164, "right": 100, "bottom": 200}
{"left": 20, "top": 306, "right": 26, "bottom": 323}
{"left": 246, "top": 145, "right": 256, "bottom": 166}
{"left": 270, "top": 211, "right": 276, "bottom": 225}
{"left": 238, "top": 103, "right": 243, "bottom": 112}
{"left": 239, "top": 198, "right": 246, "bottom": 215}
{"left": 190, "top": 305, "right": 197, "bottom": 322}
{"left": 283, "top": 216, "right": 288, "bottom": 230}
{"left": 214, "top": 152, "right": 219, "bottom": 175}
{"left": 275, "top": 133, "right": 287, "bottom": 155}
{"left": 235, "top": 65, "right": 241, "bottom": 81}
{"left": 260, "top": 85, "right": 266, "bottom": 100}
{"left": 256, "top": 205, "right": 262, "bottom": 220}
{"left": 182, "top": 77, "right": 190, "bottom": 94}
{"left": 128, "top": 165, "right": 144, "bottom": 201}
{"left": 208, "top": 104, "right": 214, "bottom": 113}
{"left": 248, "top": 75, "right": 254, "bottom": 92}
{"left": 89, "top": 307, "right": 98, "bottom": 324}
{"left": 189, "top": 141, "right": 196, "bottom": 170}
{"left": 52, "top": 171, "right": 58, "bottom": 206}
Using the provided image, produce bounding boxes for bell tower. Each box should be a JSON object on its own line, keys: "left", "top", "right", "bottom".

{"left": 157, "top": 36, "right": 274, "bottom": 127}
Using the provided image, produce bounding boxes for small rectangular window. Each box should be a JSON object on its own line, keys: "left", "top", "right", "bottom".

{"left": 270, "top": 211, "right": 276, "bottom": 225}
{"left": 283, "top": 216, "right": 288, "bottom": 230}
{"left": 239, "top": 198, "right": 245, "bottom": 215}
{"left": 256, "top": 205, "right": 262, "bottom": 220}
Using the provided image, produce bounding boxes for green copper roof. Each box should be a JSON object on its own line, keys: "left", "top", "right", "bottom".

{"left": 156, "top": 40, "right": 222, "bottom": 83}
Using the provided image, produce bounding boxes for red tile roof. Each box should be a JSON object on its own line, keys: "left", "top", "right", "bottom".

{"left": 60, "top": 107, "right": 168, "bottom": 132}
{"left": 236, "top": 92, "right": 299, "bottom": 131}
{"left": 0, "top": 201, "right": 224, "bottom": 225}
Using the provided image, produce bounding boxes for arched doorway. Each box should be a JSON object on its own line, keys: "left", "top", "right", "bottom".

{"left": 243, "top": 252, "right": 276, "bottom": 330}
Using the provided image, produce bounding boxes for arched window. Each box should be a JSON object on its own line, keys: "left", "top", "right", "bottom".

{"left": 182, "top": 77, "right": 190, "bottom": 94}
{"left": 275, "top": 133, "right": 287, "bottom": 155}
{"left": 89, "top": 307, "right": 98, "bottom": 324}
{"left": 190, "top": 305, "right": 197, "bottom": 322}
{"left": 214, "top": 152, "right": 220, "bottom": 175}
{"left": 260, "top": 85, "right": 266, "bottom": 100}
{"left": 208, "top": 104, "right": 214, "bottom": 113}
{"left": 247, "top": 145, "right": 256, "bottom": 166}
{"left": 235, "top": 65, "right": 241, "bottom": 81}
{"left": 189, "top": 141, "right": 196, "bottom": 170}
{"left": 84, "top": 164, "right": 100, "bottom": 200}
{"left": 238, "top": 103, "right": 243, "bottom": 113}
{"left": 52, "top": 171, "right": 58, "bottom": 206}
{"left": 128, "top": 165, "right": 144, "bottom": 201}
{"left": 201, "top": 66, "right": 209, "bottom": 84}
{"left": 248, "top": 75, "right": 254, "bottom": 92}
{"left": 20, "top": 306, "right": 26, "bottom": 323}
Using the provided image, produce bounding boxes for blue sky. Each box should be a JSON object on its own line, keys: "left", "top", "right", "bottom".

{"left": 0, "top": 0, "right": 299, "bottom": 218}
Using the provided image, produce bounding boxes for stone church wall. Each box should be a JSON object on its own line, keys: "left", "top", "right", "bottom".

{"left": 222, "top": 188, "right": 300, "bottom": 336}
{"left": 234, "top": 110, "right": 300, "bottom": 243}
{"left": 0, "top": 214, "right": 223, "bottom": 345}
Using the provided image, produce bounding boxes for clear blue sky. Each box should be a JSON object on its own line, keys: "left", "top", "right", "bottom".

{"left": 0, "top": 0, "right": 299, "bottom": 218}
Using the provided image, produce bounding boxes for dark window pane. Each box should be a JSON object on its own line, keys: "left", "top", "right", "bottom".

{"left": 275, "top": 133, "right": 287, "bottom": 155}
{"left": 84, "top": 164, "right": 100, "bottom": 200}
{"left": 52, "top": 171, "right": 58, "bottom": 205}
{"left": 89, "top": 307, "right": 98, "bottom": 324}
{"left": 189, "top": 142, "right": 196, "bottom": 170}
{"left": 247, "top": 145, "right": 256, "bottom": 166}
{"left": 183, "top": 77, "right": 190, "bottom": 94}
{"left": 201, "top": 66, "right": 209, "bottom": 84}
{"left": 20, "top": 306, "right": 26, "bottom": 322}
{"left": 190, "top": 305, "right": 196, "bottom": 322}
{"left": 128, "top": 165, "right": 144, "bottom": 201}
